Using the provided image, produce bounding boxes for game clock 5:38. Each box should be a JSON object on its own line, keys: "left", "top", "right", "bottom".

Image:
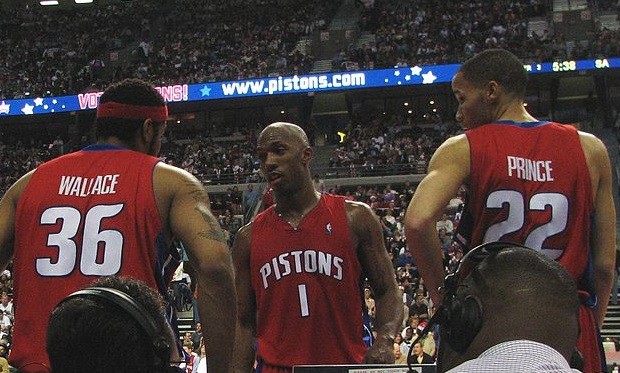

{"left": 552, "top": 60, "right": 577, "bottom": 72}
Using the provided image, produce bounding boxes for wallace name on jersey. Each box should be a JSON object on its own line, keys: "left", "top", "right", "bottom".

{"left": 259, "top": 249, "right": 344, "bottom": 289}
{"left": 58, "top": 174, "right": 120, "bottom": 197}
{"left": 507, "top": 156, "right": 554, "bottom": 182}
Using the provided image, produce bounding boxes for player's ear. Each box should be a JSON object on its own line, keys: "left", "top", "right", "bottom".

{"left": 485, "top": 81, "right": 501, "bottom": 101}
{"left": 301, "top": 146, "right": 313, "bottom": 165}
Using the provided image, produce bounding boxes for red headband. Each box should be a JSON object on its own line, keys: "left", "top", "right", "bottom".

{"left": 96, "top": 101, "right": 168, "bottom": 122}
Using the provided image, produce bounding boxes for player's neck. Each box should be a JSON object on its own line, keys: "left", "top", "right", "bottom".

{"left": 97, "top": 137, "right": 135, "bottom": 150}
{"left": 274, "top": 187, "right": 321, "bottom": 220}
{"left": 495, "top": 103, "right": 538, "bottom": 123}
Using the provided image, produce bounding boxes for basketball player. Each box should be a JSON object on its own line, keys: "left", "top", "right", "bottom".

{"left": 47, "top": 276, "right": 182, "bottom": 373}
{"left": 404, "top": 49, "right": 616, "bottom": 372}
{"left": 0, "top": 79, "right": 235, "bottom": 373}
{"left": 232, "top": 122, "right": 403, "bottom": 372}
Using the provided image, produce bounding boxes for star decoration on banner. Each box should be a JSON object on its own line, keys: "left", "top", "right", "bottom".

{"left": 410, "top": 66, "right": 422, "bottom": 76}
{"left": 200, "top": 85, "right": 212, "bottom": 97}
{"left": 33, "top": 97, "right": 44, "bottom": 106}
{"left": 422, "top": 70, "right": 437, "bottom": 84}
{"left": 0, "top": 101, "right": 9, "bottom": 115}
{"left": 21, "top": 103, "right": 34, "bottom": 115}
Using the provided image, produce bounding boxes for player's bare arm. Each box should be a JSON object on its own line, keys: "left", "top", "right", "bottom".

{"left": 346, "top": 200, "right": 402, "bottom": 364}
{"left": 580, "top": 132, "right": 617, "bottom": 324}
{"left": 0, "top": 170, "right": 35, "bottom": 271}
{"left": 231, "top": 223, "right": 257, "bottom": 373}
{"left": 404, "top": 135, "right": 470, "bottom": 305}
{"left": 188, "top": 183, "right": 230, "bottom": 243}
{"left": 157, "top": 164, "right": 236, "bottom": 373}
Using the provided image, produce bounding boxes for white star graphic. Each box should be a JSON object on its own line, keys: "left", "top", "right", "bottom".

{"left": 405, "top": 75, "right": 411, "bottom": 81}
{"left": 21, "top": 103, "right": 34, "bottom": 115}
{"left": 0, "top": 101, "right": 10, "bottom": 115}
{"left": 410, "top": 66, "right": 422, "bottom": 76}
{"left": 394, "top": 70, "right": 401, "bottom": 76}
{"left": 33, "top": 97, "right": 44, "bottom": 106}
{"left": 52, "top": 99, "right": 58, "bottom": 104}
{"left": 422, "top": 70, "right": 437, "bottom": 84}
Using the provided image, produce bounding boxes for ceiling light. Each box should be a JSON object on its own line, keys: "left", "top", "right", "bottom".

{"left": 40, "top": 0, "right": 59, "bottom": 5}
{"left": 75, "top": 0, "right": 94, "bottom": 3}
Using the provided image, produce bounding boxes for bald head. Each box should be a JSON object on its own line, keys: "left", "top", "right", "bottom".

{"left": 470, "top": 247, "right": 577, "bottom": 310}
{"left": 461, "top": 246, "right": 579, "bottom": 360}
{"left": 259, "top": 122, "right": 309, "bottom": 148}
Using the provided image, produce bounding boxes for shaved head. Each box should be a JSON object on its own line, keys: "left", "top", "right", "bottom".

{"left": 259, "top": 122, "right": 309, "bottom": 147}
{"left": 455, "top": 246, "right": 579, "bottom": 363}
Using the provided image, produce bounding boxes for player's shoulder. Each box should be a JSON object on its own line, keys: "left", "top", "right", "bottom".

{"left": 436, "top": 133, "right": 469, "bottom": 153}
{"left": 576, "top": 130, "right": 609, "bottom": 160}
{"left": 577, "top": 130, "right": 606, "bottom": 148}
{"left": 344, "top": 199, "right": 378, "bottom": 223}
{"left": 6, "top": 169, "right": 37, "bottom": 203}
{"left": 232, "top": 220, "right": 254, "bottom": 254}
{"left": 154, "top": 162, "right": 202, "bottom": 188}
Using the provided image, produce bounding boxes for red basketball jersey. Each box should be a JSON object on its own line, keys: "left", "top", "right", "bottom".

{"left": 456, "top": 122, "right": 604, "bottom": 372}
{"left": 11, "top": 144, "right": 177, "bottom": 372}
{"left": 457, "top": 121, "right": 593, "bottom": 283}
{"left": 250, "top": 194, "right": 366, "bottom": 368}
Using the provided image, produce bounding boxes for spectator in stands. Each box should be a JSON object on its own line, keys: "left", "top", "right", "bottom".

{"left": 409, "top": 341, "right": 434, "bottom": 365}
{"left": 180, "top": 340, "right": 199, "bottom": 373}
{"left": 0, "top": 345, "right": 7, "bottom": 373}
{"left": 47, "top": 276, "right": 184, "bottom": 373}
{"left": 0, "top": 293, "right": 12, "bottom": 320}
{"left": 435, "top": 213, "right": 454, "bottom": 236}
{"left": 364, "top": 287, "right": 377, "bottom": 319}
{"left": 393, "top": 341, "right": 407, "bottom": 364}
{"left": 243, "top": 184, "right": 261, "bottom": 214}
{"left": 409, "top": 294, "right": 429, "bottom": 320}
{"left": 196, "top": 339, "right": 207, "bottom": 373}
{"left": 191, "top": 322, "right": 202, "bottom": 351}
{"left": 401, "top": 314, "right": 420, "bottom": 340}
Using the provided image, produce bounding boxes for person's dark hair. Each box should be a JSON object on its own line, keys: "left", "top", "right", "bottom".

{"left": 458, "top": 48, "right": 528, "bottom": 99}
{"left": 47, "top": 276, "right": 168, "bottom": 373}
{"left": 95, "top": 78, "right": 166, "bottom": 144}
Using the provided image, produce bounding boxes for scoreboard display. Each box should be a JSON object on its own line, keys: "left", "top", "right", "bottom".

{"left": 0, "top": 57, "right": 618, "bottom": 118}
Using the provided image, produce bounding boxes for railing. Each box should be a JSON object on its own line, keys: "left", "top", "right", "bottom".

{"left": 196, "top": 162, "right": 428, "bottom": 186}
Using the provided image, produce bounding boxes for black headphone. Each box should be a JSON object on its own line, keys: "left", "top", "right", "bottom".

{"left": 63, "top": 287, "right": 183, "bottom": 373}
{"left": 440, "top": 241, "right": 530, "bottom": 352}
{"left": 407, "top": 241, "right": 529, "bottom": 371}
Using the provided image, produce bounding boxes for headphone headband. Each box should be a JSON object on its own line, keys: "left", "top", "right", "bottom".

{"left": 61, "top": 286, "right": 182, "bottom": 373}
{"left": 66, "top": 287, "right": 160, "bottom": 340}
{"left": 443, "top": 241, "right": 529, "bottom": 298}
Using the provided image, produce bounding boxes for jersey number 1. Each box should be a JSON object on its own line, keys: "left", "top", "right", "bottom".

{"left": 37, "top": 204, "right": 124, "bottom": 276}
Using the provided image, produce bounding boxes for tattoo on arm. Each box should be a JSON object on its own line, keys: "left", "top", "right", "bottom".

{"left": 186, "top": 181, "right": 209, "bottom": 203}
{"left": 195, "top": 205, "right": 228, "bottom": 243}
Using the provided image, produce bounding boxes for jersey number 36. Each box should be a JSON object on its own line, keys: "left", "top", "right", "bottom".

{"left": 36, "top": 204, "right": 124, "bottom": 276}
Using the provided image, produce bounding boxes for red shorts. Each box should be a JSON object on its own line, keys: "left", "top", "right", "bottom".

{"left": 577, "top": 303, "right": 606, "bottom": 373}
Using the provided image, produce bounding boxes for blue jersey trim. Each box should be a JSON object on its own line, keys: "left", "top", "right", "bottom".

{"left": 493, "top": 120, "right": 551, "bottom": 128}
{"left": 82, "top": 144, "right": 128, "bottom": 151}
